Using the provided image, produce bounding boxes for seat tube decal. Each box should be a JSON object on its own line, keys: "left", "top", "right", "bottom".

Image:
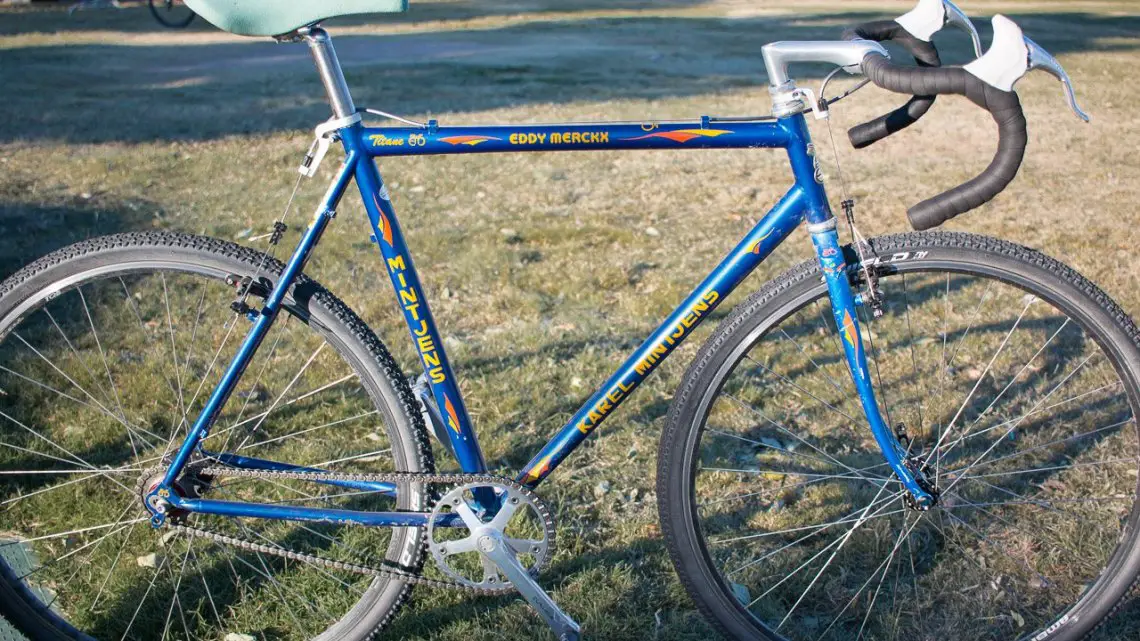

{"left": 355, "top": 158, "right": 488, "bottom": 474}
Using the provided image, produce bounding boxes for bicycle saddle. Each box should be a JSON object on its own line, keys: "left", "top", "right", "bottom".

{"left": 184, "top": 0, "right": 407, "bottom": 37}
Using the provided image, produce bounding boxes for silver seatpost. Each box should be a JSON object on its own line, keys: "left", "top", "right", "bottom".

{"left": 303, "top": 27, "right": 356, "bottom": 119}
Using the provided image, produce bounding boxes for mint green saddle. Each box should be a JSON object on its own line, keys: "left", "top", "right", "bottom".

{"left": 183, "top": 0, "right": 408, "bottom": 37}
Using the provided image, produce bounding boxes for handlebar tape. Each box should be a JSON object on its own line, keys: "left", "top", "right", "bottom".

{"left": 860, "top": 53, "right": 1028, "bottom": 230}
{"left": 842, "top": 21, "right": 941, "bottom": 149}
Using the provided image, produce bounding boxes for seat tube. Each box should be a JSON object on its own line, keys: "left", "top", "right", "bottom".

{"left": 782, "top": 112, "right": 935, "bottom": 508}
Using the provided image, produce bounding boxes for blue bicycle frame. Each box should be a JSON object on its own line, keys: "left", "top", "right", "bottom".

{"left": 150, "top": 96, "right": 934, "bottom": 531}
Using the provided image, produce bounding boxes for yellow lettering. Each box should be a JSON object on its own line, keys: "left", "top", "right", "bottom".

{"left": 634, "top": 359, "right": 652, "bottom": 376}
{"left": 618, "top": 379, "right": 634, "bottom": 393}
{"left": 423, "top": 352, "right": 440, "bottom": 368}
{"left": 571, "top": 132, "right": 583, "bottom": 144}
{"left": 400, "top": 288, "right": 418, "bottom": 305}
{"left": 588, "top": 409, "right": 603, "bottom": 424}
{"left": 600, "top": 132, "right": 609, "bottom": 143}
{"left": 510, "top": 133, "right": 520, "bottom": 144}
{"left": 387, "top": 255, "right": 406, "bottom": 272}
{"left": 429, "top": 368, "right": 446, "bottom": 384}
{"left": 681, "top": 311, "right": 699, "bottom": 328}
{"left": 417, "top": 335, "right": 434, "bottom": 353}
{"left": 406, "top": 303, "right": 420, "bottom": 321}
{"left": 703, "top": 290, "right": 719, "bottom": 305}
{"left": 606, "top": 389, "right": 622, "bottom": 404}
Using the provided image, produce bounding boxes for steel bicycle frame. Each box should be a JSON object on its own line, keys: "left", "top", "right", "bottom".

{"left": 150, "top": 38, "right": 934, "bottom": 530}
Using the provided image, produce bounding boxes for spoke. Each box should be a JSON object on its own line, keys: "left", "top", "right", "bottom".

{"left": 43, "top": 307, "right": 117, "bottom": 417}
{"left": 777, "top": 327, "right": 849, "bottom": 398}
{"left": 929, "top": 382, "right": 1124, "bottom": 468}
{"left": 90, "top": 519, "right": 138, "bottom": 611}
{"left": 206, "top": 373, "right": 358, "bottom": 443}
{"left": 929, "top": 297, "right": 1032, "bottom": 481}
{"left": 0, "top": 364, "right": 164, "bottom": 446}
{"left": 949, "top": 416, "right": 1133, "bottom": 476}
{"left": 705, "top": 426, "right": 866, "bottom": 473}
{"left": 820, "top": 513, "right": 916, "bottom": 641}
{"left": 236, "top": 410, "right": 378, "bottom": 452}
{"left": 215, "top": 315, "right": 292, "bottom": 456}
{"left": 742, "top": 355, "right": 859, "bottom": 424}
{"left": 159, "top": 540, "right": 194, "bottom": 641}
{"left": 699, "top": 460, "right": 892, "bottom": 509}
{"left": 938, "top": 497, "right": 1051, "bottom": 588}
{"left": 234, "top": 342, "right": 328, "bottom": 452}
{"left": 185, "top": 538, "right": 226, "bottom": 634}
{"left": 1, "top": 517, "right": 148, "bottom": 547}
{"left": 939, "top": 352, "right": 1098, "bottom": 499}
{"left": 118, "top": 551, "right": 170, "bottom": 641}
{"left": 702, "top": 466, "right": 895, "bottom": 487}
{"left": 77, "top": 286, "right": 134, "bottom": 462}
{"left": 723, "top": 393, "right": 887, "bottom": 486}
{"left": 955, "top": 456, "right": 1137, "bottom": 482}
{"left": 773, "top": 482, "right": 896, "bottom": 629}
{"left": 312, "top": 447, "right": 392, "bottom": 469}
{"left": 899, "top": 273, "right": 926, "bottom": 430}
{"left": 161, "top": 273, "right": 190, "bottom": 442}
{"left": 966, "top": 318, "right": 1071, "bottom": 428}
{"left": 0, "top": 409, "right": 134, "bottom": 494}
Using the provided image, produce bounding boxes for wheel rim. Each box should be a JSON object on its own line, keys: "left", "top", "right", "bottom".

{"left": 690, "top": 262, "right": 1140, "bottom": 641}
{"left": 0, "top": 258, "right": 419, "bottom": 640}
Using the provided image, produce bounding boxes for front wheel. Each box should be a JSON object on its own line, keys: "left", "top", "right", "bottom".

{"left": 659, "top": 231, "right": 1140, "bottom": 641}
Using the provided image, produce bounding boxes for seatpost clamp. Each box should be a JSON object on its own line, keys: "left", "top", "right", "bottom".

{"left": 298, "top": 112, "right": 362, "bottom": 177}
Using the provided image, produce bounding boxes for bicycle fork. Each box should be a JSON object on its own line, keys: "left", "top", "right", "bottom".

{"left": 808, "top": 220, "right": 937, "bottom": 509}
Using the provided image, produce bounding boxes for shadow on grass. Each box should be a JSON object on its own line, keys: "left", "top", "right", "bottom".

{"left": 0, "top": 10, "right": 1136, "bottom": 144}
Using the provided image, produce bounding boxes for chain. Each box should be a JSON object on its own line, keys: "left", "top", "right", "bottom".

{"left": 139, "top": 465, "right": 553, "bottom": 595}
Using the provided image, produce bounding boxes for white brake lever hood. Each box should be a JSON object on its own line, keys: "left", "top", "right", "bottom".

{"left": 963, "top": 15, "right": 1028, "bottom": 91}
{"left": 896, "top": 0, "right": 983, "bottom": 56}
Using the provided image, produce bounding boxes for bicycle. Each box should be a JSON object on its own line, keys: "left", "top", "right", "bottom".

{"left": 67, "top": 0, "right": 195, "bottom": 29}
{"left": 147, "top": 0, "right": 195, "bottom": 30}
{"left": 0, "top": 0, "right": 1135, "bottom": 640}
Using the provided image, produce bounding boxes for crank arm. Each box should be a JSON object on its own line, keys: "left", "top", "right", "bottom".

{"left": 478, "top": 530, "right": 581, "bottom": 641}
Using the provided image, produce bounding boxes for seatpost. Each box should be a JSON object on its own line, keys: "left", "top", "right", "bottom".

{"left": 303, "top": 27, "right": 356, "bottom": 119}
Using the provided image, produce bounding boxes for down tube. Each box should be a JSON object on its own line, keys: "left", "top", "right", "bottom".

{"left": 354, "top": 154, "right": 488, "bottom": 474}
{"left": 519, "top": 186, "right": 809, "bottom": 487}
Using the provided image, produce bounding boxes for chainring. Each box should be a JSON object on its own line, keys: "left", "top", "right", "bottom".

{"left": 427, "top": 481, "right": 556, "bottom": 590}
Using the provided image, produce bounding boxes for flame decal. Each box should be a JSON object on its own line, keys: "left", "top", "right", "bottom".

{"left": 749, "top": 230, "right": 774, "bottom": 255}
{"left": 622, "top": 129, "right": 733, "bottom": 143}
{"left": 524, "top": 452, "right": 556, "bottom": 484}
{"left": 841, "top": 310, "right": 859, "bottom": 358}
{"left": 439, "top": 135, "right": 500, "bottom": 146}
{"left": 443, "top": 394, "right": 461, "bottom": 434}
{"left": 372, "top": 195, "right": 394, "bottom": 246}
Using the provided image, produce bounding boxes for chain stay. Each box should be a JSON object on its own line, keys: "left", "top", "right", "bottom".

{"left": 150, "top": 466, "right": 552, "bottom": 595}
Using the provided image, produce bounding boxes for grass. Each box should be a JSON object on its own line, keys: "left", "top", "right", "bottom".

{"left": 0, "top": 1, "right": 1139, "bottom": 640}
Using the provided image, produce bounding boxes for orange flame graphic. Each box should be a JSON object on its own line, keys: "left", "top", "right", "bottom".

{"left": 443, "top": 393, "right": 461, "bottom": 434}
{"left": 439, "top": 135, "right": 500, "bottom": 146}
{"left": 524, "top": 453, "right": 556, "bottom": 484}
{"left": 749, "top": 230, "right": 774, "bottom": 255}
{"left": 841, "top": 310, "right": 859, "bottom": 358}
{"left": 622, "top": 129, "right": 733, "bottom": 143}
{"left": 372, "top": 195, "right": 394, "bottom": 246}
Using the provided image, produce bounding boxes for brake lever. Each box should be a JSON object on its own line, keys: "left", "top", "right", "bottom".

{"left": 963, "top": 15, "right": 1090, "bottom": 122}
{"left": 895, "top": 0, "right": 983, "bottom": 57}
{"left": 1025, "top": 36, "right": 1090, "bottom": 122}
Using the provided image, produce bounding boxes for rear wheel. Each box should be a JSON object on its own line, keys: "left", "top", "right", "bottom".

{"left": 147, "top": 0, "right": 195, "bottom": 29}
{"left": 659, "top": 232, "right": 1140, "bottom": 641}
{"left": 0, "top": 232, "right": 433, "bottom": 641}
